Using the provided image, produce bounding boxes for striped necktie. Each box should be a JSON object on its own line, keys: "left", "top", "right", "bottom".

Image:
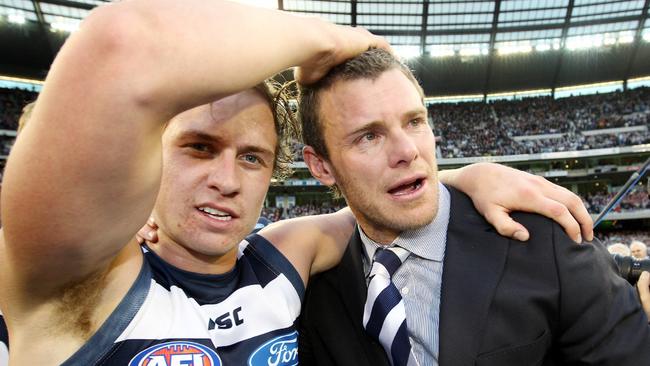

{"left": 363, "top": 246, "right": 412, "bottom": 366}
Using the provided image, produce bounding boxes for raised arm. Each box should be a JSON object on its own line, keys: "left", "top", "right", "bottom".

{"left": 1, "top": 0, "right": 387, "bottom": 295}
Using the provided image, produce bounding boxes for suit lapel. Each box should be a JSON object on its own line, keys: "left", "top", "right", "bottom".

{"left": 329, "top": 229, "right": 390, "bottom": 366}
{"left": 438, "top": 188, "right": 509, "bottom": 365}
{"left": 334, "top": 229, "right": 367, "bottom": 323}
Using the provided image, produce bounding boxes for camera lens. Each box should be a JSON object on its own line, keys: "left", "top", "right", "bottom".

{"left": 612, "top": 254, "right": 650, "bottom": 285}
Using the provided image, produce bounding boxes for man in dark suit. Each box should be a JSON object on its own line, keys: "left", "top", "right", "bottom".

{"left": 298, "top": 49, "right": 650, "bottom": 365}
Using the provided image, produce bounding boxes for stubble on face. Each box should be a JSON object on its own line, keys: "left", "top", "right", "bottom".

{"left": 318, "top": 70, "right": 440, "bottom": 244}
{"left": 332, "top": 162, "right": 439, "bottom": 244}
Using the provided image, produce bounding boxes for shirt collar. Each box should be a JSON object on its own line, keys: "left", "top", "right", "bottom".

{"left": 359, "top": 183, "right": 450, "bottom": 263}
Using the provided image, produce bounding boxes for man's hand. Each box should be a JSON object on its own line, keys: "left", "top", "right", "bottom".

{"left": 439, "top": 163, "right": 593, "bottom": 243}
{"left": 294, "top": 24, "right": 391, "bottom": 85}
{"left": 637, "top": 271, "right": 650, "bottom": 322}
{"left": 136, "top": 216, "right": 158, "bottom": 245}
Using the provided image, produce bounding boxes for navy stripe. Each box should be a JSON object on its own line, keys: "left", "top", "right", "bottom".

{"left": 0, "top": 314, "right": 8, "bottom": 349}
{"left": 62, "top": 258, "right": 152, "bottom": 366}
{"left": 391, "top": 321, "right": 410, "bottom": 366}
{"left": 244, "top": 234, "right": 305, "bottom": 300}
{"left": 375, "top": 249, "right": 402, "bottom": 277}
{"left": 143, "top": 244, "right": 247, "bottom": 305}
{"left": 365, "top": 284, "right": 402, "bottom": 337}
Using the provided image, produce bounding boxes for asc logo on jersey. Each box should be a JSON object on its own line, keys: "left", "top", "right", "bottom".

{"left": 129, "top": 341, "right": 221, "bottom": 366}
{"left": 248, "top": 331, "right": 298, "bottom": 366}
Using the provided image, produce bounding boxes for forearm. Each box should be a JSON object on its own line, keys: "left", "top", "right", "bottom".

{"left": 438, "top": 168, "right": 462, "bottom": 190}
{"left": 91, "top": 0, "right": 342, "bottom": 118}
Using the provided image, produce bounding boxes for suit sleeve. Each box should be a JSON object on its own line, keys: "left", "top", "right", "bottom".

{"left": 298, "top": 305, "right": 317, "bottom": 365}
{"left": 552, "top": 223, "right": 650, "bottom": 364}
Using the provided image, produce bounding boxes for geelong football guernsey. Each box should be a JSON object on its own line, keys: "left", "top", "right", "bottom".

{"left": 60, "top": 233, "right": 304, "bottom": 366}
{"left": 0, "top": 310, "right": 7, "bottom": 366}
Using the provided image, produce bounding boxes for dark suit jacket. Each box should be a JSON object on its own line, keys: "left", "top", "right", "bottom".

{"left": 298, "top": 187, "right": 650, "bottom": 366}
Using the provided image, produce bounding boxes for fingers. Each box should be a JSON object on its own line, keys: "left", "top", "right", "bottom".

{"left": 136, "top": 216, "right": 159, "bottom": 244}
{"left": 484, "top": 207, "right": 530, "bottom": 242}
{"left": 522, "top": 176, "right": 590, "bottom": 243}
{"left": 547, "top": 183, "right": 594, "bottom": 242}
{"left": 636, "top": 271, "right": 650, "bottom": 321}
{"left": 295, "top": 25, "right": 391, "bottom": 85}
{"left": 535, "top": 198, "right": 583, "bottom": 244}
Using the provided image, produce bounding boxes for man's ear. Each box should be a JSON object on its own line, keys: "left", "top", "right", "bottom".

{"left": 303, "top": 145, "right": 336, "bottom": 186}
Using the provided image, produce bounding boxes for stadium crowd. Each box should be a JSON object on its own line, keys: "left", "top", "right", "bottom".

{"left": 431, "top": 87, "right": 650, "bottom": 158}
{"left": 260, "top": 203, "right": 345, "bottom": 221}
{"left": 584, "top": 184, "right": 650, "bottom": 214}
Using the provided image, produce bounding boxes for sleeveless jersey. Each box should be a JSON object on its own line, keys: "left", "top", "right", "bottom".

{"left": 58, "top": 233, "right": 304, "bottom": 366}
{"left": 0, "top": 310, "right": 8, "bottom": 366}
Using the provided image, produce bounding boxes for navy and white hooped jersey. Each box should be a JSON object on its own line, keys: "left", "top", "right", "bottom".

{"left": 0, "top": 309, "right": 8, "bottom": 366}
{"left": 61, "top": 234, "right": 304, "bottom": 366}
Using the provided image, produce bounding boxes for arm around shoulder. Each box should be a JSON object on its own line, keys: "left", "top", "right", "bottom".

{"left": 259, "top": 208, "right": 355, "bottom": 285}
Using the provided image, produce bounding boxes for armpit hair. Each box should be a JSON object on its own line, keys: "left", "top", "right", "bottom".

{"left": 53, "top": 268, "right": 109, "bottom": 340}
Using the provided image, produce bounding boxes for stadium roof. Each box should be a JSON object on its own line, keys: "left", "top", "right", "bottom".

{"left": 1, "top": 0, "right": 649, "bottom": 97}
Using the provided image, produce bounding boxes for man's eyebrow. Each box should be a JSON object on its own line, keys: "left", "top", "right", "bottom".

{"left": 404, "top": 107, "right": 428, "bottom": 118}
{"left": 177, "top": 129, "right": 221, "bottom": 142}
{"left": 241, "top": 144, "right": 275, "bottom": 157}
{"left": 178, "top": 129, "right": 275, "bottom": 156}
{"left": 345, "top": 108, "right": 428, "bottom": 138}
{"left": 344, "top": 120, "right": 384, "bottom": 139}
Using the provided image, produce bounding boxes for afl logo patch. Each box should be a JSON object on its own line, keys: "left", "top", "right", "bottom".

{"left": 129, "top": 341, "right": 221, "bottom": 366}
{"left": 248, "top": 331, "right": 298, "bottom": 366}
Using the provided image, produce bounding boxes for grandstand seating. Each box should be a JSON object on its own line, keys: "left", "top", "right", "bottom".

{"left": 430, "top": 87, "right": 650, "bottom": 158}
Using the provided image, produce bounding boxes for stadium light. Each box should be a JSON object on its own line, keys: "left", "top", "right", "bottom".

{"left": 618, "top": 31, "right": 634, "bottom": 44}
{"left": 429, "top": 45, "right": 455, "bottom": 58}
{"left": 566, "top": 35, "right": 602, "bottom": 51}
{"left": 393, "top": 45, "right": 420, "bottom": 60}
{"left": 603, "top": 33, "right": 617, "bottom": 46}
{"left": 644, "top": 32, "right": 650, "bottom": 42}
{"left": 497, "top": 42, "right": 533, "bottom": 55}
{"left": 50, "top": 20, "right": 80, "bottom": 33}
{"left": 552, "top": 40, "right": 561, "bottom": 50}
{"left": 459, "top": 44, "right": 487, "bottom": 57}
{"left": 534, "top": 43, "right": 552, "bottom": 52}
{"left": 459, "top": 47, "right": 481, "bottom": 56}
{"left": 8, "top": 14, "right": 26, "bottom": 25}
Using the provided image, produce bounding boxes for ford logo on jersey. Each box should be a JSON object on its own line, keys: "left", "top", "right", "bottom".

{"left": 129, "top": 341, "right": 221, "bottom": 366}
{"left": 248, "top": 331, "right": 298, "bottom": 366}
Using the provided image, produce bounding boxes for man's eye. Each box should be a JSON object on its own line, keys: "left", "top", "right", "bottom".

{"left": 362, "top": 132, "right": 377, "bottom": 141}
{"left": 242, "top": 154, "right": 260, "bottom": 164}
{"left": 189, "top": 143, "right": 210, "bottom": 152}
{"left": 409, "top": 118, "right": 424, "bottom": 127}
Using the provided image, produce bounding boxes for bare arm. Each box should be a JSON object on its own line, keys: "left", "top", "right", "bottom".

{"left": 1, "top": 0, "right": 386, "bottom": 296}
{"left": 259, "top": 208, "right": 356, "bottom": 284}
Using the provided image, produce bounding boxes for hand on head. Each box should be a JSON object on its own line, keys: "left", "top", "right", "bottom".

{"left": 294, "top": 25, "right": 391, "bottom": 85}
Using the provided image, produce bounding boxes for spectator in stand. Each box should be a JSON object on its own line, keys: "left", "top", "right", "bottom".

{"left": 631, "top": 240, "right": 649, "bottom": 260}
{"left": 599, "top": 230, "right": 650, "bottom": 247}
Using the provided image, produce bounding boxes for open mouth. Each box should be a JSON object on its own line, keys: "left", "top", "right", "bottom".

{"left": 198, "top": 207, "right": 233, "bottom": 221}
{"left": 388, "top": 178, "right": 424, "bottom": 196}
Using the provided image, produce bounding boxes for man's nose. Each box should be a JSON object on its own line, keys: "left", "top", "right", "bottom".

{"left": 388, "top": 129, "right": 418, "bottom": 168}
{"left": 207, "top": 152, "right": 241, "bottom": 196}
